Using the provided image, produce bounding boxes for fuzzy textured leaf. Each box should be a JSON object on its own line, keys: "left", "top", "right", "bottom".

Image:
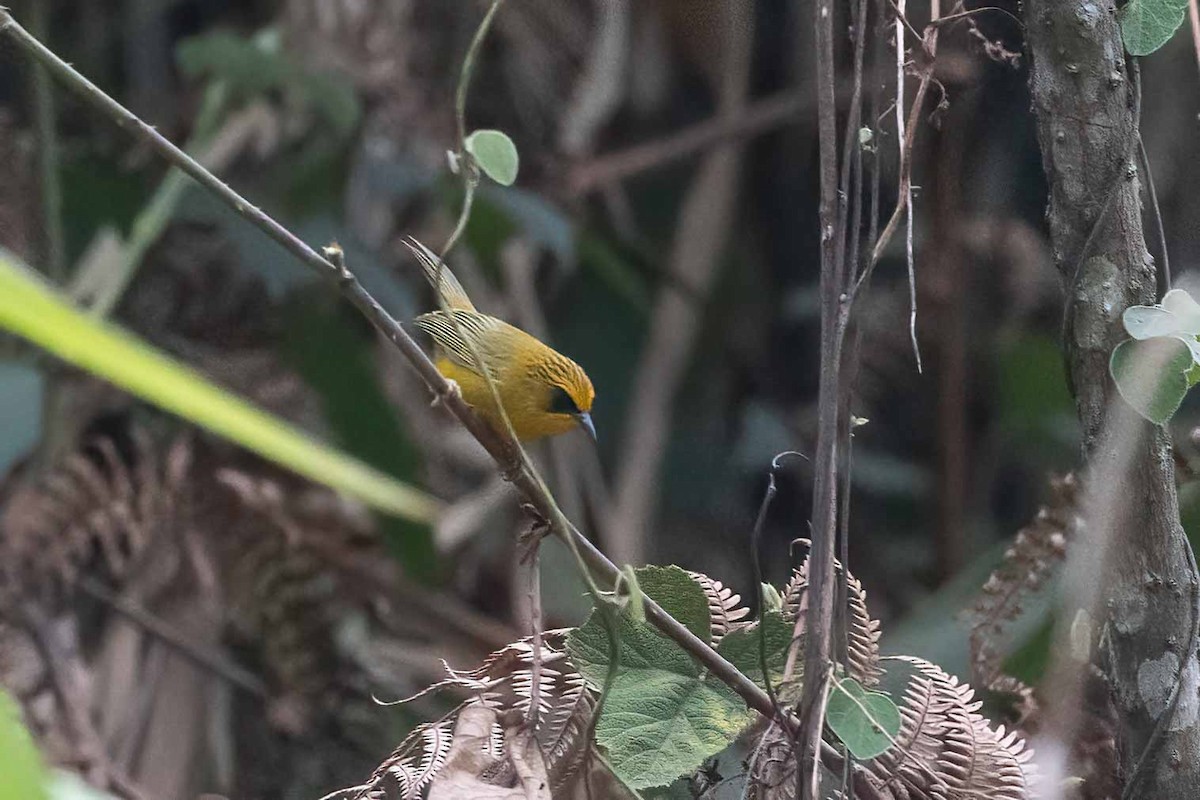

{"left": 466, "top": 129, "right": 520, "bottom": 186}
{"left": 1123, "top": 305, "right": 1181, "bottom": 340}
{"left": 566, "top": 571, "right": 788, "bottom": 790}
{"left": 637, "top": 566, "right": 713, "bottom": 642}
{"left": 1109, "top": 336, "right": 1193, "bottom": 424}
{"left": 1120, "top": 0, "right": 1189, "bottom": 55}
{"left": 826, "top": 677, "right": 902, "bottom": 760}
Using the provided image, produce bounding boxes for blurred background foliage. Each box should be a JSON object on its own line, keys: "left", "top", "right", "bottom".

{"left": 1, "top": 0, "right": 1200, "bottom": 797}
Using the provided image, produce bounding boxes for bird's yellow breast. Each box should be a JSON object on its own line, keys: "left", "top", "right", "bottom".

{"left": 434, "top": 356, "right": 581, "bottom": 442}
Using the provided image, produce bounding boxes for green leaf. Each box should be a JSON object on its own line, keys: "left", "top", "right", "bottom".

{"left": 0, "top": 689, "right": 46, "bottom": 800}
{"left": 1123, "top": 304, "right": 1181, "bottom": 340}
{"left": 566, "top": 570, "right": 790, "bottom": 790}
{"left": 465, "top": 129, "right": 519, "bottom": 186}
{"left": 825, "top": 677, "right": 902, "bottom": 760}
{"left": 634, "top": 565, "right": 712, "bottom": 642}
{"left": 176, "top": 31, "right": 359, "bottom": 143}
{"left": 761, "top": 583, "right": 783, "bottom": 614}
{"left": 1110, "top": 336, "right": 1194, "bottom": 424}
{"left": 0, "top": 249, "right": 438, "bottom": 523}
{"left": 1123, "top": 289, "right": 1200, "bottom": 340}
{"left": 567, "top": 612, "right": 752, "bottom": 790}
{"left": 176, "top": 31, "right": 289, "bottom": 93}
{"left": 1120, "top": 0, "right": 1189, "bottom": 55}
{"left": 714, "top": 612, "right": 792, "bottom": 687}
{"left": 1188, "top": 361, "right": 1200, "bottom": 388}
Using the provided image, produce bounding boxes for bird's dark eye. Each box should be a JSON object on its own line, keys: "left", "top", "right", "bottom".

{"left": 548, "top": 386, "right": 580, "bottom": 415}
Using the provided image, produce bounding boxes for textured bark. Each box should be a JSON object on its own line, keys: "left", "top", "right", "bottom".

{"left": 1025, "top": 1, "right": 1200, "bottom": 795}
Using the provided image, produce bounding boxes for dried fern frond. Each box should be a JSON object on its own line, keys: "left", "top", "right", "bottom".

{"left": 687, "top": 570, "right": 751, "bottom": 645}
{"left": 336, "top": 628, "right": 594, "bottom": 799}
{"left": 968, "top": 473, "right": 1077, "bottom": 717}
{"left": 783, "top": 553, "right": 883, "bottom": 687}
{"left": 348, "top": 715, "right": 459, "bottom": 800}
{"left": 0, "top": 433, "right": 193, "bottom": 605}
{"left": 864, "top": 656, "right": 1038, "bottom": 800}
{"left": 214, "top": 469, "right": 371, "bottom": 734}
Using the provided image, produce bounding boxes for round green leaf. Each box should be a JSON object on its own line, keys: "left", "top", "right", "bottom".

{"left": 465, "top": 129, "right": 519, "bottom": 186}
{"left": 1123, "top": 305, "right": 1181, "bottom": 340}
{"left": 1162, "top": 289, "right": 1200, "bottom": 333}
{"left": 1110, "top": 336, "right": 1193, "bottom": 425}
{"left": 826, "top": 677, "right": 902, "bottom": 761}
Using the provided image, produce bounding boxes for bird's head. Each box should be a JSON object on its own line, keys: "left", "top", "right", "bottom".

{"left": 539, "top": 355, "right": 596, "bottom": 442}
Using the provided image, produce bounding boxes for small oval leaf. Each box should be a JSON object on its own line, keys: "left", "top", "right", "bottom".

{"left": 826, "top": 677, "right": 902, "bottom": 760}
{"left": 1161, "top": 288, "right": 1200, "bottom": 334}
{"left": 1123, "top": 305, "right": 1181, "bottom": 340}
{"left": 465, "top": 129, "right": 519, "bottom": 186}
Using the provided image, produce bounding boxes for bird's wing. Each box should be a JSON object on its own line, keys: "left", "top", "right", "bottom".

{"left": 414, "top": 309, "right": 510, "bottom": 371}
{"left": 403, "top": 237, "right": 476, "bottom": 312}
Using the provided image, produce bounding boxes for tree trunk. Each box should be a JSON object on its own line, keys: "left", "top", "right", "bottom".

{"left": 1025, "top": 1, "right": 1200, "bottom": 795}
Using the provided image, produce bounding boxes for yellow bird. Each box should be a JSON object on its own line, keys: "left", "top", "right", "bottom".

{"left": 405, "top": 239, "right": 596, "bottom": 443}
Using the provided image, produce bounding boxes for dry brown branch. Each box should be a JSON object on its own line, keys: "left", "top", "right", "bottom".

{"left": 566, "top": 90, "right": 806, "bottom": 195}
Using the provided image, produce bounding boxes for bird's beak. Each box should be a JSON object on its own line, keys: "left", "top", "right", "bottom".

{"left": 576, "top": 412, "right": 597, "bottom": 442}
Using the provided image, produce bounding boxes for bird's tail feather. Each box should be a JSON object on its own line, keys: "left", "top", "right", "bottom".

{"left": 403, "top": 237, "right": 476, "bottom": 312}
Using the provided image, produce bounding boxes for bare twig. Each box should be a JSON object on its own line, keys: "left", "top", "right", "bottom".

{"left": 795, "top": 0, "right": 844, "bottom": 792}
{"left": 567, "top": 91, "right": 806, "bottom": 195}
{"left": 1138, "top": 135, "right": 1170, "bottom": 294}
{"left": 836, "top": 0, "right": 871, "bottom": 679}
{"left": 442, "top": 0, "right": 503, "bottom": 259}
{"left": 17, "top": 602, "right": 149, "bottom": 800}
{"left": 853, "top": 27, "right": 937, "bottom": 297}
{"left": 523, "top": 535, "right": 544, "bottom": 727}
{"left": 29, "top": 0, "right": 63, "bottom": 281}
{"left": 76, "top": 576, "right": 267, "bottom": 698}
{"left": 0, "top": 11, "right": 886, "bottom": 797}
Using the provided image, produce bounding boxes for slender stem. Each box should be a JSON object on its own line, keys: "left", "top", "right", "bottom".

{"left": 0, "top": 12, "right": 885, "bottom": 798}
{"left": 77, "top": 576, "right": 266, "bottom": 697}
{"left": 796, "top": 0, "right": 844, "bottom": 794}
{"left": 443, "top": 0, "right": 503, "bottom": 258}
{"left": 524, "top": 543, "right": 544, "bottom": 727}
{"left": 29, "top": 0, "right": 64, "bottom": 281}
{"left": 0, "top": 14, "right": 342, "bottom": 287}
{"left": 568, "top": 91, "right": 806, "bottom": 195}
{"left": 28, "top": 0, "right": 68, "bottom": 471}
{"left": 454, "top": 0, "right": 503, "bottom": 151}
